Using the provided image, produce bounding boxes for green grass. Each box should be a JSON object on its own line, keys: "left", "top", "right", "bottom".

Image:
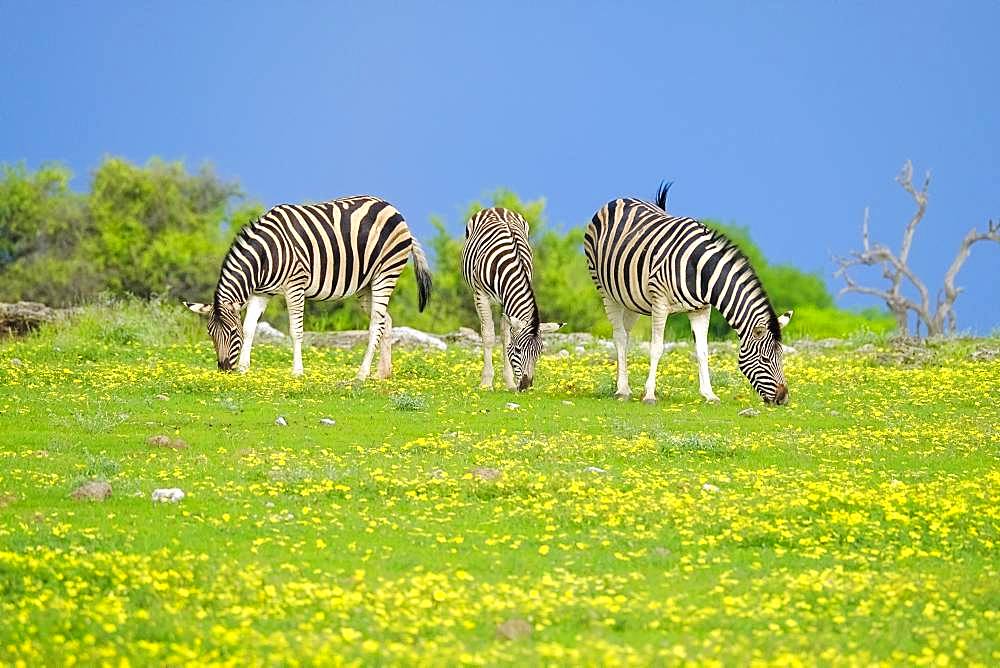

{"left": 1, "top": 305, "right": 998, "bottom": 665}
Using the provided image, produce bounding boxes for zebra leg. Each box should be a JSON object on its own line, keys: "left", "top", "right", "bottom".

{"left": 357, "top": 289, "right": 393, "bottom": 380}
{"left": 688, "top": 306, "right": 720, "bottom": 403}
{"left": 603, "top": 298, "right": 633, "bottom": 399}
{"left": 284, "top": 287, "right": 306, "bottom": 377}
{"left": 642, "top": 302, "right": 669, "bottom": 404}
{"left": 357, "top": 280, "right": 395, "bottom": 381}
{"left": 500, "top": 315, "right": 516, "bottom": 391}
{"left": 238, "top": 294, "right": 270, "bottom": 372}
{"left": 474, "top": 291, "right": 496, "bottom": 389}
{"left": 377, "top": 310, "right": 393, "bottom": 380}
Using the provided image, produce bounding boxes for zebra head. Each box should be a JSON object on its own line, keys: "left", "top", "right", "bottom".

{"left": 184, "top": 300, "right": 243, "bottom": 371}
{"left": 507, "top": 318, "right": 565, "bottom": 391}
{"left": 738, "top": 310, "right": 793, "bottom": 405}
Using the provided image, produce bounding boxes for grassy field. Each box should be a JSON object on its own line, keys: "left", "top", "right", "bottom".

{"left": 1, "top": 304, "right": 998, "bottom": 665}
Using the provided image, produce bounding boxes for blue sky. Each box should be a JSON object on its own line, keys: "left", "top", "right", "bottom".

{"left": 3, "top": 1, "right": 998, "bottom": 332}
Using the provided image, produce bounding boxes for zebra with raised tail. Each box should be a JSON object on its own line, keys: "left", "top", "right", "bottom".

{"left": 583, "top": 184, "right": 792, "bottom": 405}
{"left": 184, "top": 195, "right": 432, "bottom": 380}
{"left": 462, "top": 207, "right": 564, "bottom": 391}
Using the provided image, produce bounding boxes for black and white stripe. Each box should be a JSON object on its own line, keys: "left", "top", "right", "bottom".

{"left": 185, "top": 195, "right": 432, "bottom": 379}
{"left": 583, "top": 185, "right": 791, "bottom": 404}
{"left": 462, "top": 207, "right": 562, "bottom": 391}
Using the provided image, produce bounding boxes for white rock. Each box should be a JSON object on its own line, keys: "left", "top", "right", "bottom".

{"left": 275, "top": 416, "right": 288, "bottom": 426}
{"left": 574, "top": 346, "right": 586, "bottom": 354}
{"left": 319, "top": 417, "right": 336, "bottom": 426}
{"left": 585, "top": 466, "right": 607, "bottom": 474}
{"left": 781, "top": 344, "right": 797, "bottom": 355}
{"left": 10, "top": 358, "right": 22, "bottom": 366}
{"left": 558, "top": 349, "right": 570, "bottom": 358}
{"left": 505, "top": 402, "right": 520, "bottom": 410}
{"left": 256, "top": 321, "right": 285, "bottom": 339}
{"left": 561, "top": 400, "right": 574, "bottom": 406}
{"left": 738, "top": 407, "right": 760, "bottom": 418}
{"left": 701, "top": 483, "right": 720, "bottom": 493}
{"left": 391, "top": 326, "right": 447, "bottom": 351}
{"left": 152, "top": 488, "right": 185, "bottom": 503}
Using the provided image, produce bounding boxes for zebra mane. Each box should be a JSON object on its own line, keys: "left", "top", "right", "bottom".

{"left": 213, "top": 216, "right": 263, "bottom": 309}
{"left": 654, "top": 181, "right": 673, "bottom": 211}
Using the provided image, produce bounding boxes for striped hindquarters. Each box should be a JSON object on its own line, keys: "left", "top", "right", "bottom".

{"left": 462, "top": 207, "right": 535, "bottom": 313}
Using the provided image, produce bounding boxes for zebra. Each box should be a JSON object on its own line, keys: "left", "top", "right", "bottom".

{"left": 184, "top": 195, "right": 432, "bottom": 380}
{"left": 583, "top": 184, "right": 792, "bottom": 405}
{"left": 462, "top": 207, "right": 564, "bottom": 391}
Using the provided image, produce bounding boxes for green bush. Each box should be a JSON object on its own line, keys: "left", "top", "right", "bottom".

{"left": 1, "top": 160, "right": 896, "bottom": 341}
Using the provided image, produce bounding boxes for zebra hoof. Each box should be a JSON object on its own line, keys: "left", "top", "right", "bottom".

{"left": 704, "top": 395, "right": 721, "bottom": 404}
{"left": 642, "top": 397, "right": 657, "bottom": 405}
{"left": 614, "top": 392, "right": 631, "bottom": 401}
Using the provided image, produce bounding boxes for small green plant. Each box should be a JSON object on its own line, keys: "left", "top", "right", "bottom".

{"left": 390, "top": 392, "right": 429, "bottom": 412}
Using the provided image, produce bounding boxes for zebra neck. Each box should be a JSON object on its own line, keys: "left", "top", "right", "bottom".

{"left": 500, "top": 280, "right": 539, "bottom": 329}
{"left": 711, "top": 274, "right": 774, "bottom": 337}
{"left": 213, "top": 250, "right": 255, "bottom": 309}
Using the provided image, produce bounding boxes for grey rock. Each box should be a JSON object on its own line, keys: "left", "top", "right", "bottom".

{"left": 584, "top": 466, "right": 608, "bottom": 474}
{"left": 701, "top": 482, "right": 720, "bottom": 493}
{"left": 0, "top": 301, "right": 60, "bottom": 336}
{"left": 471, "top": 467, "right": 502, "bottom": 482}
{"left": 738, "top": 407, "right": 760, "bottom": 418}
{"left": 496, "top": 618, "right": 532, "bottom": 641}
{"left": 319, "top": 417, "right": 336, "bottom": 426}
{"left": 70, "top": 480, "right": 112, "bottom": 502}
{"left": 275, "top": 416, "right": 288, "bottom": 427}
{"left": 146, "top": 434, "right": 188, "bottom": 449}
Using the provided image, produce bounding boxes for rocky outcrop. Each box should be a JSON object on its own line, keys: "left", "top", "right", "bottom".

{"left": 0, "top": 302, "right": 60, "bottom": 336}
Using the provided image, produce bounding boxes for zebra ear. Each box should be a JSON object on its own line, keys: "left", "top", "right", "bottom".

{"left": 509, "top": 316, "right": 526, "bottom": 334}
{"left": 183, "top": 301, "right": 212, "bottom": 316}
{"left": 539, "top": 322, "right": 565, "bottom": 333}
{"left": 777, "top": 310, "right": 793, "bottom": 328}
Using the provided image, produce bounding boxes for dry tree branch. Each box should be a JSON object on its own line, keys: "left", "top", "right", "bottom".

{"left": 838, "top": 159, "right": 999, "bottom": 336}
{"left": 936, "top": 219, "right": 1000, "bottom": 333}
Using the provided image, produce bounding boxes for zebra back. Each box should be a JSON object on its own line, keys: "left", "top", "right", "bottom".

{"left": 215, "top": 195, "right": 416, "bottom": 307}
{"left": 584, "top": 198, "right": 780, "bottom": 339}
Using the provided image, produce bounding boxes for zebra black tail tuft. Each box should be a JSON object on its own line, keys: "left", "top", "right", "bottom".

{"left": 655, "top": 181, "right": 673, "bottom": 211}
{"left": 410, "top": 237, "right": 433, "bottom": 312}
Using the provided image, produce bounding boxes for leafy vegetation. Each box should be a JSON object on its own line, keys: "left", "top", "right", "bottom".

{"left": 1, "top": 158, "right": 893, "bottom": 339}
{"left": 0, "top": 304, "right": 996, "bottom": 664}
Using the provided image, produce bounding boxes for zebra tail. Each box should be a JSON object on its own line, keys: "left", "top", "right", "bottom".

{"left": 410, "top": 237, "right": 433, "bottom": 312}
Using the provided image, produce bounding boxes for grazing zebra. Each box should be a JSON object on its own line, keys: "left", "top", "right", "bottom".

{"left": 462, "top": 207, "right": 564, "bottom": 391}
{"left": 184, "top": 195, "right": 432, "bottom": 380}
{"left": 583, "top": 184, "right": 792, "bottom": 405}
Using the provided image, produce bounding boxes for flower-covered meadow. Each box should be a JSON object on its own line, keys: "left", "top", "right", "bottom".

{"left": 1, "top": 325, "right": 998, "bottom": 665}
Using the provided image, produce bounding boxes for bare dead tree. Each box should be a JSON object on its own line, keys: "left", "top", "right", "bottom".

{"left": 834, "top": 161, "right": 999, "bottom": 337}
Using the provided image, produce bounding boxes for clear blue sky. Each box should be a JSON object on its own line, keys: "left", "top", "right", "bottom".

{"left": 3, "top": 1, "right": 998, "bottom": 332}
